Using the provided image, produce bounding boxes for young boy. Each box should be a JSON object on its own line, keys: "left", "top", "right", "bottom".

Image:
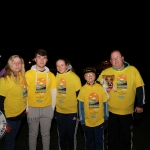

{"left": 77, "top": 67, "right": 108, "bottom": 150}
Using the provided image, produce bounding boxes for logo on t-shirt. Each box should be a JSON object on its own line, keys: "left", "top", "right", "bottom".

{"left": 117, "top": 74, "right": 127, "bottom": 95}
{"left": 88, "top": 92, "right": 99, "bottom": 109}
{"left": 58, "top": 78, "right": 66, "bottom": 93}
{"left": 36, "top": 78, "right": 46, "bottom": 93}
{"left": 20, "top": 81, "right": 27, "bottom": 98}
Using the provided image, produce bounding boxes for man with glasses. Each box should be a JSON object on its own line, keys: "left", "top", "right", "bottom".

{"left": 97, "top": 50, "right": 145, "bottom": 150}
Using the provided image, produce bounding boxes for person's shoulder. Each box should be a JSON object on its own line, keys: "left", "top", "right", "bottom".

{"left": 128, "top": 65, "right": 137, "bottom": 69}
{"left": 95, "top": 83, "right": 103, "bottom": 89}
{"left": 0, "top": 76, "right": 10, "bottom": 83}
{"left": 70, "top": 70, "right": 79, "bottom": 77}
{"left": 95, "top": 82, "right": 103, "bottom": 87}
{"left": 25, "top": 69, "right": 35, "bottom": 75}
{"left": 0, "top": 77, "right": 4, "bottom": 82}
{"left": 25, "top": 69, "right": 32, "bottom": 73}
{"left": 80, "top": 84, "right": 87, "bottom": 90}
{"left": 48, "top": 71, "right": 55, "bottom": 76}
{"left": 127, "top": 65, "right": 139, "bottom": 71}
{"left": 101, "top": 67, "right": 112, "bottom": 74}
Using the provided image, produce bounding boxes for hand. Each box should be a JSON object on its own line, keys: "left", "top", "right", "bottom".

{"left": 6, "top": 124, "right": 12, "bottom": 133}
{"left": 135, "top": 107, "right": 143, "bottom": 113}
{"left": 133, "top": 111, "right": 143, "bottom": 126}
{"left": 134, "top": 111, "right": 143, "bottom": 120}
{"left": 81, "top": 124, "right": 89, "bottom": 133}
{"left": 77, "top": 118, "right": 80, "bottom": 122}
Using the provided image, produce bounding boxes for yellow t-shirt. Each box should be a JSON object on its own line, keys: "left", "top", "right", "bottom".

{"left": 56, "top": 70, "right": 81, "bottom": 114}
{"left": 25, "top": 70, "right": 56, "bottom": 107}
{"left": 97, "top": 66, "right": 144, "bottom": 115}
{"left": 77, "top": 83, "right": 107, "bottom": 127}
{"left": 0, "top": 76, "right": 27, "bottom": 118}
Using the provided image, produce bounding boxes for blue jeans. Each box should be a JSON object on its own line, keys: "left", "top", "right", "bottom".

{"left": 3, "top": 120, "right": 21, "bottom": 150}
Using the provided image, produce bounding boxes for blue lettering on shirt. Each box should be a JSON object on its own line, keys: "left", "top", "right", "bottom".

{"left": 91, "top": 116, "right": 96, "bottom": 118}
{"left": 59, "top": 100, "right": 64, "bottom": 103}
{"left": 37, "top": 100, "right": 43, "bottom": 103}
{"left": 118, "top": 95, "right": 125, "bottom": 99}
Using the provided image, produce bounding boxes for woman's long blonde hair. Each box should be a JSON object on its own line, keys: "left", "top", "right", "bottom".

{"left": 3, "top": 55, "right": 26, "bottom": 84}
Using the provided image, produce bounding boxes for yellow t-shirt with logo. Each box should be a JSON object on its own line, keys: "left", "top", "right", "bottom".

{"left": 56, "top": 70, "right": 81, "bottom": 114}
{"left": 0, "top": 76, "right": 27, "bottom": 118}
{"left": 25, "top": 70, "right": 56, "bottom": 107}
{"left": 77, "top": 83, "right": 107, "bottom": 127}
{"left": 97, "top": 66, "right": 144, "bottom": 115}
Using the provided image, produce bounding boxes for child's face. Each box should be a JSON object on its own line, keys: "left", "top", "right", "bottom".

{"left": 84, "top": 72, "right": 96, "bottom": 83}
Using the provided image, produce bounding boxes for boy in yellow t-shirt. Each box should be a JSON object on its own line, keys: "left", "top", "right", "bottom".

{"left": 25, "top": 49, "right": 56, "bottom": 150}
{"left": 78, "top": 67, "right": 108, "bottom": 150}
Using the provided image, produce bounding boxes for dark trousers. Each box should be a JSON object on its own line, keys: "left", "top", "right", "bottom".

{"left": 85, "top": 124, "right": 104, "bottom": 150}
{"left": 55, "top": 112, "right": 78, "bottom": 150}
{"left": 3, "top": 120, "right": 21, "bottom": 150}
{"left": 107, "top": 112, "right": 133, "bottom": 150}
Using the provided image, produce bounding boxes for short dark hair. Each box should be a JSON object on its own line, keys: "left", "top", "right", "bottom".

{"left": 35, "top": 49, "right": 47, "bottom": 57}
{"left": 110, "top": 49, "right": 123, "bottom": 59}
{"left": 83, "top": 67, "right": 96, "bottom": 76}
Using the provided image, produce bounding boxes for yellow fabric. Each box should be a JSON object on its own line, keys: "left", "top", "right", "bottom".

{"left": 97, "top": 66, "right": 144, "bottom": 115}
{"left": 56, "top": 70, "right": 81, "bottom": 114}
{"left": 78, "top": 83, "right": 107, "bottom": 127}
{"left": 25, "top": 70, "right": 56, "bottom": 107}
{"left": 0, "top": 76, "right": 27, "bottom": 118}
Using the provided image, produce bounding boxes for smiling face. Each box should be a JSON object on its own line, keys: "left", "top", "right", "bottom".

{"left": 84, "top": 72, "right": 96, "bottom": 84}
{"left": 56, "top": 59, "right": 68, "bottom": 74}
{"left": 110, "top": 50, "right": 124, "bottom": 70}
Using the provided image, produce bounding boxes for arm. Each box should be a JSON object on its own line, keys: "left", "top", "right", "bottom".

{"left": 51, "top": 88, "right": 57, "bottom": 110}
{"left": 135, "top": 86, "right": 145, "bottom": 113}
{"left": 103, "top": 102, "right": 109, "bottom": 130}
{"left": 78, "top": 100, "right": 85, "bottom": 124}
{"left": 104, "top": 102, "right": 109, "bottom": 120}
{"left": 76, "top": 90, "right": 80, "bottom": 120}
{"left": 0, "top": 95, "right": 5, "bottom": 114}
{"left": 78, "top": 100, "right": 89, "bottom": 132}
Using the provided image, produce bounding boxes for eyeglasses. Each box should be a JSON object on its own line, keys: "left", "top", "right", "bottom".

{"left": 85, "top": 73, "right": 95, "bottom": 77}
{"left": 111, "top": 56, "right": 122, "bottom": 62}
{"left": 12, "top": 62, "right": 22, "bottom": 65}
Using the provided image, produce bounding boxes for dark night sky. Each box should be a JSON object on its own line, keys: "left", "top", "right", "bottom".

{"left": 1, "top": 4, "right": 149, "bottom": 71}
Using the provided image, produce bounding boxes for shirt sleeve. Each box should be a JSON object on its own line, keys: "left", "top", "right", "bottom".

{"left": 78, "top": 101, "right": 85, "bottom": 124}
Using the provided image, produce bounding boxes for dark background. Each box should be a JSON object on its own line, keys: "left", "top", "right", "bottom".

{"left": 0, "top": 3, "right": 150, "bottom": 150}
{"left": 0, "top": 3, "right": 149, "bottom": 72}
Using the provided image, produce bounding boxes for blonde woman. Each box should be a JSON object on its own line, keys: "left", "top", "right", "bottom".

{"left": 0, "top": 55, "right": 27, "bottom": 150}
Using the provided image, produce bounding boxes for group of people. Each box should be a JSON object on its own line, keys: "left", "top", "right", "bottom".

{"left": 0, "top": 49, "right": 145, "bottom": 150}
